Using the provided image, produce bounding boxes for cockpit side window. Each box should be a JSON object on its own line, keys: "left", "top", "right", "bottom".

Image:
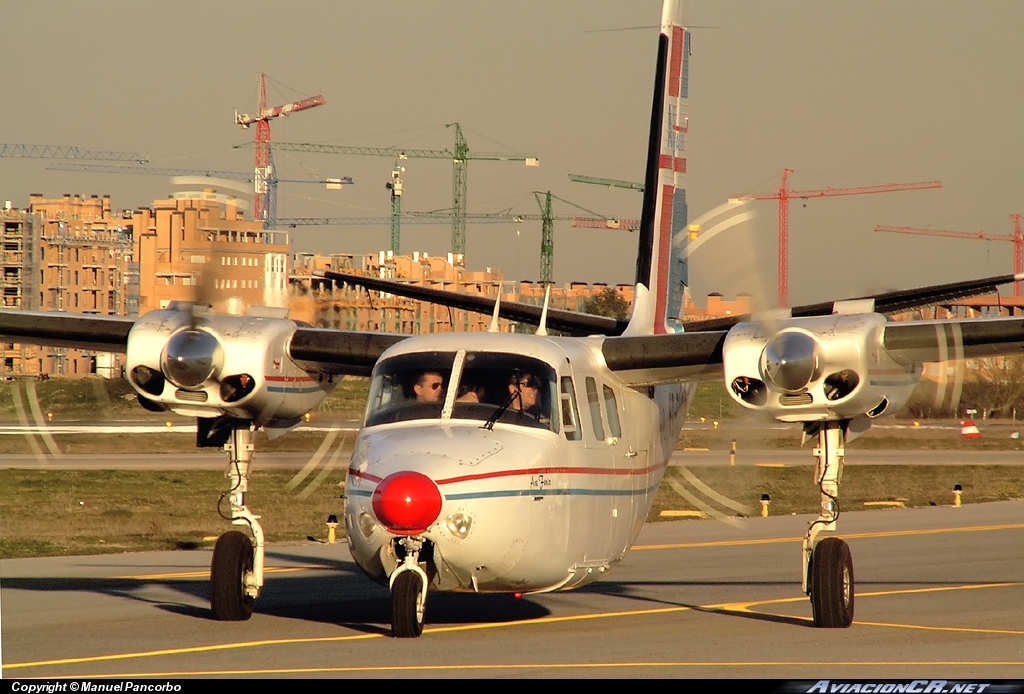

{"left": 365, "top": 352, "right": 455, "bottom": 426}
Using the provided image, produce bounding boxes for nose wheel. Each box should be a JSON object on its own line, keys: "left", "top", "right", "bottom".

{"left": 809, "top": 536, "right": 854, "bottom": 628}
{"left": 391, "top": 570, "right": 426, "bottom": 638}
{"left": 211, "top": 530, "right": 256, "bottom": 621}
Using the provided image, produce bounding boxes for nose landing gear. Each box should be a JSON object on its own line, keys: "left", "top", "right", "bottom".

{"left": 803, "top": 421, "right": 855, "bottom": 628}
{"left": 210, "top": 422, "right": 265, "bottom": 621}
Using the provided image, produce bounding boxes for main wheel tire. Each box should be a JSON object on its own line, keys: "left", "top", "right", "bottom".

{"left": 810, "top": 537, "right": 854, "bottom": 628}
{"left": 211, "top": 531, "right": 255, "bottom": 621}
{"left": 391, "top": 571, "right": 425, "bottom": 638}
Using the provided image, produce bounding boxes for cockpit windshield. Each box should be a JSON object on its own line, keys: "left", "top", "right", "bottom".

{"left": 364, "top": 350, "right": 558, "bottom": 432}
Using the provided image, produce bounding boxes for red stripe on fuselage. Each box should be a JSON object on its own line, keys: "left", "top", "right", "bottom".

{"left": 264, "top": 375, "right": 316, "bottom": 382}
{"left": 347, "top": 461, "right": 669, "bottom": 488}
{"left": 349, "top": 469, "right": 383, "bottom": 484}
{"left": 435, "top": 460, "right": 668, "bottom": 486}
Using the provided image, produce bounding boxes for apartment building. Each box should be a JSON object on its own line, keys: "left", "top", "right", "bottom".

{"left": 136, "top": 189, "right": 289, "bottom": 315}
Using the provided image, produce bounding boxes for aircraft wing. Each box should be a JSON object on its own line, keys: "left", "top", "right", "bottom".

{"left": 881, "top": 317, "right": 1024, "bottom": 363}
{"left": 601, "top": 330, "right": 728, "bottom": 384}
{"left": 0, "top": 309, "right": 408, "bottom": 377}
{"left": 287, "top": 328, "right": 408, "bottom": 376}
{"left": 318, "top": 270, "right": 627, "bottom": 336}
{"left": 0, "top": 310, "right": 135, "bottom": 352}
{"left": 599, "top": 314, "right": 1024, "bottom": 388}
{"left": 319, "top": 269, "right": 1024, "bottom": 335}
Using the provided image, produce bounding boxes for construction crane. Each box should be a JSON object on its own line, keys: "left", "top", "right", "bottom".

{"left": 234, "top": 73, "right": 326, "bottom": 229}
{"left": 279, "top": 191, "right": 635, "bottom": 284}
{"left": 45, "top": 163, "right": 353, "bottom": 221}
{"left": 568, "top": 173, "right": 644, "bottom": 192}
{"left": 247, "top": 123, "right": 540, "bottom": 262}
{"left": 0, "top": 144, "right": 148, "bottom": 163}
{"left": 729, "top": 168, "right": 943, "bottom": 307}
{"left": 386, "top": 164, "right": 405, "bottom": 254}
{"left": 875, "top": 214, "right": 1024, "bottom": 296}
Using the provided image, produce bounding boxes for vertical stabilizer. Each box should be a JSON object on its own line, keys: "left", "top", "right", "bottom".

{"left": 634, "top": 0, "right": 689, "bottom": 335}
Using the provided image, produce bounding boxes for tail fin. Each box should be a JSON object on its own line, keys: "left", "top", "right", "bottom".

{"left": 634, "top": 0, "right": 689, "bottom": 335}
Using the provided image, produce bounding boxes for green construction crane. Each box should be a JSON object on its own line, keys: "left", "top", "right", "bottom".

{"left": 0, "top": 143, "right": 148, "bottom": 163}
{"left": 567, "top": 173, "right": 644, "bottom": 192}
{"left": 279, "top": 191, "right": 635, "bottom": 285}
{"left": 385, "top": 164, "right": 404, "bottom": 254}
{"left": 240, "top": 123, "right": 539, "bottom": 262}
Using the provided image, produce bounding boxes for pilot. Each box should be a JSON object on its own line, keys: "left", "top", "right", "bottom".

{"left": 456, "top": 378, "right": 486, "bottom": 403}
{"left": 413, "top": 370, "right": 446, "bottom": 403}
{"left": 508, "top": 372, "right": 545, "bottom": 421}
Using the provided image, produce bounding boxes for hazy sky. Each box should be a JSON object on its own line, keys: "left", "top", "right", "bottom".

{"left": 2, "top": 1, "right": 1022, "bottom": 307}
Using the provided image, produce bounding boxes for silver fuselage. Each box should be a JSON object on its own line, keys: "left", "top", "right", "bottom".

{"left": 344, "top": 332, "right": 691, "bottom": 594}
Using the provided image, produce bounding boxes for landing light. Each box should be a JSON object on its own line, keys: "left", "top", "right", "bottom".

{"left": 357, "top": 512, "right": 377, "bottom": 539}
{"left": 444, "top": 512, "right": 472, "bottom": 539}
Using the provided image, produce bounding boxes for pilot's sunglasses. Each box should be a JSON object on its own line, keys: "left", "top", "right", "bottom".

{"left": 518, "top": 379, "right": 539, "bottom": 389}
{"left": 426, "top": 381, "right": 443, "bottom": 390}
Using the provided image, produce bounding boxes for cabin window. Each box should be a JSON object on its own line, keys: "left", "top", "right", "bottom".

{"left": 449, "top": 352, "right": 558, "bottom": 432}
{"left": 560, "top": 376, "right": 581, "bottom": 440}
{"left": 603, "top": 384, "right": 621, "bottom": 438}
{"left": 585, "top": 377, "right": 605, "bottom": 440}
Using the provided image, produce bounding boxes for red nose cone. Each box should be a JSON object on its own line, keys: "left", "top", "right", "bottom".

{"left": 371, "top": 471, "right": 442, "bottom": 535}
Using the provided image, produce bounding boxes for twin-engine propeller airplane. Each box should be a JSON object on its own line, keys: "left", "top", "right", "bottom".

{"left": 3, "top": 0, "right": 1024, "bottom": 637}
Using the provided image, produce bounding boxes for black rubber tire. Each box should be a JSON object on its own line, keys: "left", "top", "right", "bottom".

{"left": 810, "top": 537, "right": 854, "bottom": 628}
{"left": 391, "top": 571, "right": 425, "bottom": 638}
{"left": 210, "top": 531, "right": 255, "bottom": 621}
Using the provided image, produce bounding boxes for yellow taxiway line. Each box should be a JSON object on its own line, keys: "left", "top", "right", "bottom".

{"left": 632, "top": 521, "right": 1024, "bottom": 551}
{"left": 8, "top": 580, "right": 1024, "bottom": 674}
{"left": 7, "top": 521, "right": 1024, "bottom": 675}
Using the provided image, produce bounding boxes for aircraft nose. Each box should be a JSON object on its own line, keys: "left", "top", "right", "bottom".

{"left": 371, "top": 471, "right": 443, "bottom": 536}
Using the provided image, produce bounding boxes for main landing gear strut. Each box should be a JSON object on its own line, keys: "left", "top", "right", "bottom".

{"left": 210, "top": 422, "right": 265, "bottom": 621}
{"left": 803, "top": 421, "right": 854, "bottom": 628}
{"left": 389, "top": 536, "right": 429, "bottom": 638}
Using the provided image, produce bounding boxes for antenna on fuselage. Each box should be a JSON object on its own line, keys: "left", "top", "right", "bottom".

{"left": 535, "top": 285, "right": 552, "bottom": 336}
{"left": 487, "top": 292, "right": 502, "bottom": 333}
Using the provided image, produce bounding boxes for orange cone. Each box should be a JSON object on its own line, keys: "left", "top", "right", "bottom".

{"left": 961, "top": 420, "right": 981, "bottom": 438}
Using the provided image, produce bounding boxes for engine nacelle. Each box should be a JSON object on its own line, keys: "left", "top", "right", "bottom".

{"left": 124, "top": 306, "right": 333, "bottom": 426}
{"left": 722, "top": 313, "right": 922, "bottom": 423}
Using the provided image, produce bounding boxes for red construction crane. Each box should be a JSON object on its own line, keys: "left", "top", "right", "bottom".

{"left": 234, "top": 73, "right": 325, "bottom": 227}
{"left": 730, "top": 169, "right": 942, "bottom": 307}
{"left": 875, "top": 214, "right": 1024, "bottom": 296}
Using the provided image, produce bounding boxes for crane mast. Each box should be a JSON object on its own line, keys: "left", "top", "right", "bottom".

{"left": 234, "top": 73, "right": 325, "bottom": 229}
